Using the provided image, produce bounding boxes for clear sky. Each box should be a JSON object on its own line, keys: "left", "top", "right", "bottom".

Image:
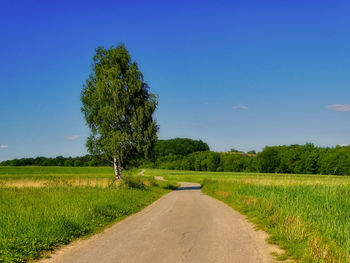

{"left": 1, "top": 0, "right": 350, "bottom": 161}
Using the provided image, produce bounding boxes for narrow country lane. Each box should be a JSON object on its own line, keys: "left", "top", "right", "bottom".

{"left": 41, "top": 181, "right": 281, "bottom": 263}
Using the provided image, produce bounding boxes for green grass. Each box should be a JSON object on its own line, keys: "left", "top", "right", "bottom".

{"left": 0, "top": 166, "right": 142, "bottom": 188}
{"left": 0, "top": 167, "right": 176, "bottom": 262}
{"left": 3, "top": 166, "right": 349, "bottom": 262}
{"left": 145, "top": 169, "right": 350, "bottom": 262}
{"left": 0, "top": 166, "right": 115, "bottom": 180}
{"left": 146, "top": 169, "right": 350, "bottom": 185}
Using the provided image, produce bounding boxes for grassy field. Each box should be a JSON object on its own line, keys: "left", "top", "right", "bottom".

{"left": 146, "top": 169, "right": 350, "bottom": 263}
{"left": 0, "top": 167, "right": 176, "bottom": 262}
{"left": 0, "top": 166, "right": 122, "bottom": 188}
{"left": 2, "top": 167, "right": 350, "bottom": 262}
{"left": 0, "top": 166, "right": 115, "bottom": 180}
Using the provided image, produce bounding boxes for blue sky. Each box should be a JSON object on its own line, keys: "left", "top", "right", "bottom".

{"left": 1, "top": 0, "right": 350, "bottom": 161}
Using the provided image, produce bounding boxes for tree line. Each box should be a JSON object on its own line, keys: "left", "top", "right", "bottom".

{"left": 2, "top": 140, "right": 350, "bottom": 176}
{"left": 0, "top": 138, "right": 208, "bottom": 168}
{"left": 143, "top": 143, "right": 350, "bottom": 176}
{"left": 0, "top": 155, "right": 109, "bottom": 167}
{"left": 152, "top": 138, "right": 209, "bottom": 157}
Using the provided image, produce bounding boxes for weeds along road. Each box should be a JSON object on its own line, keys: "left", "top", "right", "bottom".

{"left": 41, "top": 181, "right": 280, "bottom": 263}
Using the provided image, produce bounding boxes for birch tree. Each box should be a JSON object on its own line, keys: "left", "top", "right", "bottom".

{"left": 81, "top": 45, "right": 158, "bottom": 179}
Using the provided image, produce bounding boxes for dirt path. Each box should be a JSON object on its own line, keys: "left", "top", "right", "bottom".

{"left": 41, "top": 182, "right": 282, "bottom": 263}
{"left": 138, "top": 169, "right": 146, "bottom": 176}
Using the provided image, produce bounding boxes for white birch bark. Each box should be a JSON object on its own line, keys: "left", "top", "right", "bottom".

{"left": 113, "top": 156, "right": 122, "bottom": 180}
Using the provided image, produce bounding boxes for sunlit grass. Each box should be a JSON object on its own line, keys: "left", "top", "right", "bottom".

{"left": 0, "top": 167, "right": 175, "bottom": 263}
{"left": 0, "top": 166, "right": 141, "bottom": 187}
{"left": 145, "top": 169, "right": 350, "bottom": 186}
{"left": 146, "top": 169, "right": 350, "bottom": 262}
{"left": 0, "top": 166, "right": 117, "bottom": 180}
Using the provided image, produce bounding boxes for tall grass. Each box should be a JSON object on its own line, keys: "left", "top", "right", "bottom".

{"left": 148, "top": 169, "right": 350, "bottom": 262}
{"left": 0, "top": 176, "right": 173, "bottom": 262}
{"left": 202, "top": 180, "right": 350, "bottom": 262}
{"left": 0, "top": 166, "right": 115, "bottom": 180}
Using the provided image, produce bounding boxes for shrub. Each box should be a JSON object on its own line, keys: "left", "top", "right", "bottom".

{"left": 122, "top": 175, "right": 146, "bottom": 190}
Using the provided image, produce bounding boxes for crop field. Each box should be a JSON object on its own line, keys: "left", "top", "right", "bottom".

{"left": 146, "top": 169, "right": 350, "bottom": 263}
{"left": 0, "top": 166, "right": 112, "bottom": 177}
{"left": 0, "top": 166, "right": 176, "bottom": 262}
{"left": 0, "top": 166, "right": 137, "bottom": 188}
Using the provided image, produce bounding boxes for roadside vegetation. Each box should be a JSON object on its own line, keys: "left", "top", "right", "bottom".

{"left": 146, "top": 169, "right": 350, "bottom": 262}
{"left": 0, "top": 167, "right": 177, "bottom": 262}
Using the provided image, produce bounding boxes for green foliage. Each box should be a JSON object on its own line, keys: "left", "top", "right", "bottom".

{"left": 255, "top": 143, "right": 350, "bottom": 175}
{"left": 257, "top": 146, "right": 280, "bottom": 173}
{"left": 152, "top": 138, "right": 209, "bottom": 158}
{"left": 144, "top": 143, "right": 350, "bottom": 176}
{"left": 146, "top": 151, "right": 257, "bottom": 173}
{"left": 81, "top": 44, "right": 158, "bottom": 177}
{"left": 229, "top": 148, "right": 241, "bottom": 153}
{"left": 247, "top": 150, "right": 256, "bottom": 155}
{"left": 0, "top": 155, "right": 108, "bottom": 167}
{"left": 3, "top": 142, "right": 350, "bottom": 176}
{"left": 122, "top": 175, "right": 146, "bottom": 190}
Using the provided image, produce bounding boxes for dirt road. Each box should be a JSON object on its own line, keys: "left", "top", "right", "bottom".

{"left": 42, "top": 182, "right": 281, "bottom": 263}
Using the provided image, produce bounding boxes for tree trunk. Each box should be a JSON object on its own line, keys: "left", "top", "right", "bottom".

{"left": 117, "top": 158, "right": 122, "bottom": 179}
{"left": 113, "top": 157, "right": 122, "bottom": 180}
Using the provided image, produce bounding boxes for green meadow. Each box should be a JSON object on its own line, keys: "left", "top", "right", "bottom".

{"left": 146, "top": 169, "right": 350, "bottom": 263}
{"left": 0, "top": 166, "right": 122, "bottom": 188}
{"left": 0, "top": 166, "right": 114, "bottom": 180}
{"left": 0, "top": 167, "right": 176, "bottom": 262}
{"left": 2, "top": 166, "right": 350, "bottom": 262}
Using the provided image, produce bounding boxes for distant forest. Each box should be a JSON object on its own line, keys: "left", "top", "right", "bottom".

{"left": 1, "top": 138, "right": 350, "bottom": 176}
{"left": 0, "top": 138, "right": 209, "bottom": 168}
{"left": 144, "top": 142, "right": 350, "bottom": 175}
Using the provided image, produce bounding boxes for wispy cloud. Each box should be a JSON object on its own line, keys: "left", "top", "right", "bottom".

{"left": 328, "top": 104, "right": 350, "bottom": 112}
{"left": 0, "top": 145, "right": 8, "bottom": 149}
{"left": 232, "top": 105, "right": 248, "bottom": 110}
{"left": 65, "top": 135, "right": 80, "bottom": 141}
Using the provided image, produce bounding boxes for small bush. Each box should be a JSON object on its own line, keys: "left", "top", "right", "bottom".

{"left": 122, "top": 175, "right": 146, "bottom": 189}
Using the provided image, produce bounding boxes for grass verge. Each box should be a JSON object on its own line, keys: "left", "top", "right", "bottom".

{"left": 147, "top": 169, "right": 350, "bottom": 262}
{"left": 0, "top": 175, "right": 176, "bottom": 262}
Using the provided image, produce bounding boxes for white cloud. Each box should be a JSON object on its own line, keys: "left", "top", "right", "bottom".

{"left": 232, "top": 105, "right": 248, "bottom": 110}
{"left": 339, "top": 144, "right": 349, "bottom": 147}
{"left": 328, "top": 104, "right": 350, "bottom": 112}
{"left": 66, "top": 135, "right": 80, "bottom": 140}
{"left": 0, "top": 145, "right": 8, "bottom": 149}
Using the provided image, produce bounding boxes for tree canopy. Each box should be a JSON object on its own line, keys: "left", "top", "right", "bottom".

{"left": 81, "top": 44, "right": 158, "bottom": 179}
{"left": 153, "top": 138, "right": 209, "bottom": 158}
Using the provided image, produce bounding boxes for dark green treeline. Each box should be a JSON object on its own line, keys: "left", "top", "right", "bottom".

{"left": 143, "top": 142, "right": 350, "bottom": 176}
{"left": 1, "top": 139, "right": 350, "bottom": 176}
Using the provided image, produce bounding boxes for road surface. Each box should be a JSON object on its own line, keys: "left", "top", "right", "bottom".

{"left": 41, "top": 181, "right": 281, "bottom": 263}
